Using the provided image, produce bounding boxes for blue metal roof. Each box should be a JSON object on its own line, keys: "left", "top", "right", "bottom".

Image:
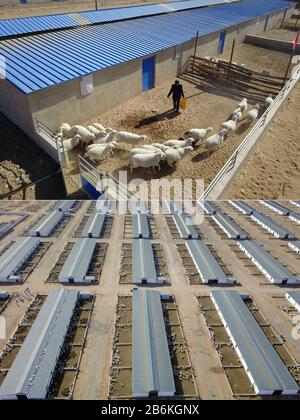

{"left": 0, "top": 0, "right": 293, "bottom": 94}
{"left": 0, "top": 0, "right": 241, "bottom": 38}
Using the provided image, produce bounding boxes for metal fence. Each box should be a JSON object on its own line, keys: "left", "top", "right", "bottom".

{"left": 199, "top": 63, "right": 300, "bottom": 200}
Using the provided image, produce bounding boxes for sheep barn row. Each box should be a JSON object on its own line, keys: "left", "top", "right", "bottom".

{"left": 0, "top": 0, "right": 295, "bottom": 162}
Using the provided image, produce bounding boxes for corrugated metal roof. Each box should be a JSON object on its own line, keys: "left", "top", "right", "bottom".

{"left": 198, "top": 200, "right": 220, "bottom": 215}
{"left": 0, "top": 0, "right": 293, "bottom": 94}
{"left": 132, "top": 214, "right": 150, "bottom": 238}
{"left": 59, "top": 238, "right": 96, "bottom": 283}
{"left": 54, "top": 200, "right": 77, "bottom": 212}
{"left": 286, "top": 291, "right": 300, "bottom": 313}
{"left": 186, "top": 240, "right": 234, "bottom": 283}
{"left": 289, "top": 212, "right": 300, "bottom": 225}
{"left": 288, "top": 240, "right": 300, "bottom": 254}
{"left": 132, "top": 289, "right": 175, "bottom": 397}
{"left": 173, "top": 213, "right": 199, "bottom": 239}
{"left": 212, "top": 212, "right": 248, "bottom": 239}
{"left": 290, "top": 200, "right": 300, "bottom": 209}
{"left": 0, "top": 289, "right": 78, "bottom": 399}
{"left": 82, "top": 212, "right": 106, "bottom": 238}
{"left": 250, "top": 211, "right": 295, "bottom": 239}
{"left": 0, "top": 0, "right": 241, "bottom": 38}
{"left": 0, "top": 237, "right": 40, "bottom": 282}
{"left": 132, "top": 239, "right": 158, "bottom": 283}
{"left": 260, "top": 200, "right": 293, "bottom": 216}
{"left": 28, "top": 210, "right": 63, "bottom": 237}
{"left": 229, "top": 200, "right": 256, "bottom": 215}
{"left": 211, "top": 290, "right": 299, "bottom": 395}
{"left": 238, "top": 240, "right": 299, "bottom": 284}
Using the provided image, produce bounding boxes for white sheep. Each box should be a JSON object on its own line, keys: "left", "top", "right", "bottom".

{"left": 247, "top": 104, "right": 260, "bottom": 124}
{"left": 231, "top": 107, "right": 243, "bottom": 121}
{"left": 117, "top": 131, "right": 148, "bottom": 144}
{"left": 87, "top": 125, "right": 101, "bottom": 136}
{"left": 57, "top": 123, "right": 72, "bottom": 138}
{"left": 86, "top": 141, "right": 117, "bottom": 152}
{"left": 165, "top": 146, "right": 193, "bottom": 167}
{"left": 84, "top": 143, "right": 116, "bottom": 162}
{"left": 237, "top": 98, "right": 248, "bottom": 112}
{"left": 62, "top": 134, "right": 81, "bottom": 152}
{"left": 71, "top": 126, "right": 95, "bottom": 146}
{"left": 151, "top": 143, "right": 172, "bottom": 152}
{"left": 130, "top": 152, "right": 162, "bottom": 173}
{"left": 265, "top": 94, "right": 274, "bottom": 107}
{"left": 94, "top": 130, "right": 118, "bottom": 144}
{"left": 182, "top": 127, "right": 213, "bottom": 142}
{"left": 93, "top": 123, "right": 106, "bottom": 131}
{"left": 205, "top": 130, "right": 227, "bottom": 155}
{"left": 139, "top": 145, "right": 166, "bottom": 158}
{"left": 164, "top": 138, "right": 194, "bottom": 148}
{"left": 220, "top": 114, "right": 239, "bottom": 134}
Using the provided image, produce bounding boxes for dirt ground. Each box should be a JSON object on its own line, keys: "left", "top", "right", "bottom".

{"left": 224, "top": 83, "right": 300, "bottom": 200}
{"left": 0, "top": 0, "right": 165, "bottom": 19}
{"left": 66, "top": 44, "right": 292, "bottom": 198}
{"left": 0, "top": 112, "right": 66, "bottom": 199}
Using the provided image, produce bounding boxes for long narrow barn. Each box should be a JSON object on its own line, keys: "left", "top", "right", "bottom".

{"left": 132, "top": 289, "right": 176, "bottom": 397}
{"left": 237, "top": 240, "right": 299, "bottom": 284}
{"left": 59, "top": 238, "right": 97, "bottom": 283}
{"left": 0, "top": 0, "right": 294, "bottom": 160}
{"left": 211, "top": 290, "right": 299, "bottom": 396}
{"left": 28, "top": 210, "right": 63, "bottom": 237}
{"left": 0, "top": 289, "right": 80, "bottom": 400}
{"left": 0, "top": 237, "right": 40, "bottom": 282}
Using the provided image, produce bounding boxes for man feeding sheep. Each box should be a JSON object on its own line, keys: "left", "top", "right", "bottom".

{"left": 167, "top": 80, "right": 185, "bottom": 112}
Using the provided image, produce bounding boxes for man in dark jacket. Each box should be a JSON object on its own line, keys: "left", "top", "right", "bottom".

{"left": 167, "top": 80, "right": 184, "bottom": 112}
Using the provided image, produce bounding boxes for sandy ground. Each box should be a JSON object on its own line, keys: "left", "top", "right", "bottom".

{"left": 0, "top": 0, "right": 166, "bottom": 19}
{"left": 66, "top": 44, "right": 291, "bottom": 198}
{"left": 224, "top": 83, "right": 300, "bottom": 200}
{"left": 0, "top": 112, "right": 66, "bottom": 199}
{"left": 0, "top": 200, "right": 300, "bottom": 400}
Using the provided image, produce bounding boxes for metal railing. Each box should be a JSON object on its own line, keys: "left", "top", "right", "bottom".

{"left": 78, "top": 155, "right": 140, "bottom": 200}
{"left": 199, "top": 63, "right": 300, "bottom": 200}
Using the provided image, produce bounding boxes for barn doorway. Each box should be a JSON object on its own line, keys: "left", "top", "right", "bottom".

{"left": 142, "top": 56, "right": 156, "bottom": 91}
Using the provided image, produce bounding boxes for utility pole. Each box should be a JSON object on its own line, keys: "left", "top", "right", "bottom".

{"left": 226, "top": 39, "right": 236, "bottom": 83}
{"left": 95, "top": 0, "right": 98, "bottom": 11}
{"left": 192, "top": 31, "right": 199, "bottom": 74}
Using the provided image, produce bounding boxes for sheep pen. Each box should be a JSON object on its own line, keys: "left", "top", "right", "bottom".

{"left": 62, "top": 44, "right": 293, "bottom": 199}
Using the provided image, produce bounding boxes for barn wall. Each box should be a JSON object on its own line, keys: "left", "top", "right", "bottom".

{"left": 28, "top": 8, "right": 290, "bottom": 131}
{"left": 0, "top": 79, "right": 36, "bottom": 138}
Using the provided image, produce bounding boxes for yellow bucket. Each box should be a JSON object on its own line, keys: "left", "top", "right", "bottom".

{"left": 180, "top": 98, "right": 187, "bottom": 110}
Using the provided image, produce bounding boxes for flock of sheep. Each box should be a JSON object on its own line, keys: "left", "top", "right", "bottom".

{"left": 56, "top": 94, "right": 274, "bottom": 174}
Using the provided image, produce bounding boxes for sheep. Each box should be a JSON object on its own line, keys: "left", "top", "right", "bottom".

{"left": 231, "top": 107, "right": 243, "bottom": 122}
{"left": 139, "top": 145, "right": 166, "bottom": 158}
{"left": 220, "top": 114, "right": 239, "bottom": 134}
{"left": 247, "top": 104, "right": 260, "bottom": 124}
{"left": 182, "top": 127, "right": 213, "bottom": 143}
{"left": 117, "top": 131, "right": 148, "bottom": 144}
{"left": 62, "top": 134, "right": 81, "bottom": 152}
{"left": 87, "top": 125, "right": 101, "bottom": 136}
{"left": 84, "top": 143, "right": 116, "bottom": 162}
{"left": 71, "top": 126, "right": 96, "bottom": 146}
{"left": 151, "top": 143, "right": 172, "bottom": 152}
{"left": 94, "top": 130, "right": 118, "bottom": 144}
{"left": 86, "top": 141, "right": 117, "bottom": 152}
{"left": 205, "top": 130, "right": 227, "bottom": 155}
{"left": 129, "top": 152, "right": 162, "bottom": 173}
{"left": 93, "top": 123, "right": 106, "bottom": 131}
{"left": 237, "top": 98, "right": 248, "bottom": 112}
{"left": 57, "top": 123, "right": 72, "bottom": 138}
{"left": 164, "top": 138, "right": 194, "bottom": 148}
{"left": 165, "top": 146, "right": 193, "bottom": 167}
{"left": 129, "top": 148, "right": 153, "bottom": 157}
{"left": 265, "top": 94, "right": 274, "bottom": 108}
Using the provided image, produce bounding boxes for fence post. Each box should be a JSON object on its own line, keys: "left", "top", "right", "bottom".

{"left": 192, "top": 31, "right": 199, "bottom": 74}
